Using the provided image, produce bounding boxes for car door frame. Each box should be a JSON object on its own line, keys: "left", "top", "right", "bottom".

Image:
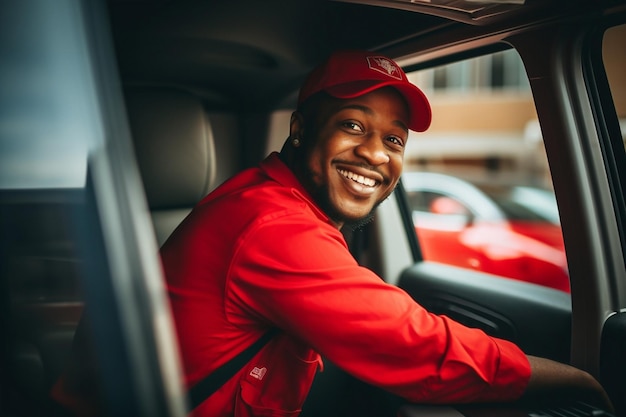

{"left": 377, "top": 7, "right": 626, "bottom": 411}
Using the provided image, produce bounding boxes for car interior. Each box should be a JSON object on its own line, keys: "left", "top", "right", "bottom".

{"left": 1, "top": 0, "right": 625, "bottom": 416}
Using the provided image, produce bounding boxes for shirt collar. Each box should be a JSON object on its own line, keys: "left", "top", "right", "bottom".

{"left": 260, "top": 152, "right": 331, "bottom": 224}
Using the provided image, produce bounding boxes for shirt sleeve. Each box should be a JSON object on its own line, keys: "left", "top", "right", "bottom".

{"left": 225, "top": 213, "right": 531, "bottom": 404}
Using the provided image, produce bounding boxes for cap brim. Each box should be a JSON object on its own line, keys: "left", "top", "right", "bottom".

{"left": 325, "top": 80, "right": 432, "bottom": 132}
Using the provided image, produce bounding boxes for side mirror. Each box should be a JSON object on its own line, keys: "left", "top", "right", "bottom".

{"left": 428, "top": 196, "right": 473, "bottom": 228}
{"left": 429, "top": 196, "right": 468, "bottom": 215}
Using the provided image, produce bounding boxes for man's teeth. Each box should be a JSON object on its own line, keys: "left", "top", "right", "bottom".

{"left": 338, "top": 169, "right": 376, "bottom": 187}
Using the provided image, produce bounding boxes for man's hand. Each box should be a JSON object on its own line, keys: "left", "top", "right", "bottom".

{"left": 521, "top": 355, "right": 614, "bottom": 413}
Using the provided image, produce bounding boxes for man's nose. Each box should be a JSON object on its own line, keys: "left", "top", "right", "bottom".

{"left": 354, "top": 134, "right": 390, "bottom": 165}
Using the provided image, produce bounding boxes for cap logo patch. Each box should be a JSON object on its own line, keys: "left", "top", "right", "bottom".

{"left": 367, "top": 56, "right": 402, "bottom": 80}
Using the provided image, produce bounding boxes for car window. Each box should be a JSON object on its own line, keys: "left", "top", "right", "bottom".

{"left": 0, "top": 3, "right": 188, "bottom": 416}
{"left": 601, "top": 23, "right": 626, "bottom": 303}
{"left": 402, "top": 48, "right": 571, "bottom": 293}
{"left": 602, "top": 24, "right": 626, "bottom": 150}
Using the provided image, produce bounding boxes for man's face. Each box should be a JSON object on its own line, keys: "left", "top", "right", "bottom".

{"left": 296, "top": 87, "right": 409, "bottom": 228}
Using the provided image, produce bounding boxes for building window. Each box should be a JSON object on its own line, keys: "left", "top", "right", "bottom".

{"left": 416, "top": 49, "right": 530, "bottom": 93}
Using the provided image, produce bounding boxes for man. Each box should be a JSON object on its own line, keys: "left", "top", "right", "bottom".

{"left": 50, "top": 50, "right": 610, "bottom": 417}
{"left": 160, "top": 50, "right": 612, "bottom": 416}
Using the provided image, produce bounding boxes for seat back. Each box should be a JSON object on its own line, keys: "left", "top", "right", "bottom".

{"left": 125, "top": 87, "right": 218, "bottom": 246}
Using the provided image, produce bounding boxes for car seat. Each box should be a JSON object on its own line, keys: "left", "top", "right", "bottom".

{"left": 124, "top": 87, "right": 219, "bottom": 246}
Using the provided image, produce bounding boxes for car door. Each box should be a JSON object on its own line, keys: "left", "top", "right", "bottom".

{"left": 380, "top": 16, "right": 625, "bottom": 415}
{"left": 0, "top": 1, "right": 188, "bottom": 416}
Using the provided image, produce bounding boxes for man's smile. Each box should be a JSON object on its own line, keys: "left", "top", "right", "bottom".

{"left": 335, "top": 166, "right": 384, "bottom": 198}
{"left": 337, "top": 168, "right": 379, "bottom": 187}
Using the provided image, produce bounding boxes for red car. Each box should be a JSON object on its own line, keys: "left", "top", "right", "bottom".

{"left": 402, "top": 172, "right": 570, "bottom": 292}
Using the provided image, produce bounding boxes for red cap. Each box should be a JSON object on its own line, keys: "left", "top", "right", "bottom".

{"left": 298, "top": 50, "right": 431, "bottom": 132}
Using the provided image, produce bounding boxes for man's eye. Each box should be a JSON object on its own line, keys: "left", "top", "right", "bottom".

{"left": 387, "top": 136, "right": 405, "bottom": 147}
{"left": 343, "top": 122, "right": 363, "bottom": 132}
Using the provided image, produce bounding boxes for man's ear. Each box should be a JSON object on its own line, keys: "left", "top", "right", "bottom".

{"left": 289, "top": 111, "right": 305, "bottom": 139}
{"left": 280, "top": 111, "right": 305, "bottom": 163}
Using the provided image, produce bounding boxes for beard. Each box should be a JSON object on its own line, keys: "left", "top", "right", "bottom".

{"left": 306, "top": 170, "right": 392, "bottom": 231}
{"left": 289, "top": 147, "right": 394, "bottom": 230}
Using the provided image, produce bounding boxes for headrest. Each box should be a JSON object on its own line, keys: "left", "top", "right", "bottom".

{"left": 125, "top": 87, "right": 216, "bottom": 210}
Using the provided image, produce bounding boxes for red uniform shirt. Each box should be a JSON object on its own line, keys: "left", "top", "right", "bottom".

{"left": 161, "top": 152, "right": 531, "bottom": 417}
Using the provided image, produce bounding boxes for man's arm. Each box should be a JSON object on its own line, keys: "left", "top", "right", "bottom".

{"left": 522, "top": 355, "right": 613, "bottom": 412}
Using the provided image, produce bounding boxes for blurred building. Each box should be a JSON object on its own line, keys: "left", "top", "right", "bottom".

{"left": 405, "top": 24, "right": 626, "bottom": 188}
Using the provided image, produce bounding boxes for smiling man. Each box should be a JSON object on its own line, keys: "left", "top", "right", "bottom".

{"left": 157, "top": 50, "right": 611, "bottom": 417}
{"left": 48, "top": 50, "right": 612, "bottom": 417}
{"left": 285, "top": 86, "right": 409, "bottom": 229}
{"left": 285, "top": 52, "right": 426, "bottom": 230}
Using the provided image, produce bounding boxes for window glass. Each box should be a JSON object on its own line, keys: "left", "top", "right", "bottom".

{"left": 403, "top": 49, "right": 570, "bottom": 293}
{"left": 427, "top": 50, "right": 530, "bottom": 93}
{"left": 602, "top": 24, "right": 626, "bottom": 151}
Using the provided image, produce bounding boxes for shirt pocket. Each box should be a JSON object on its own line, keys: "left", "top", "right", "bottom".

{"left": 234, "top": 334, "right": 321, "bottom": 417}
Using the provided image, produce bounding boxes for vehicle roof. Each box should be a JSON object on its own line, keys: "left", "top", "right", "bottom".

{"left": 106, "top": 0, "right": 587, "bottom": 111}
